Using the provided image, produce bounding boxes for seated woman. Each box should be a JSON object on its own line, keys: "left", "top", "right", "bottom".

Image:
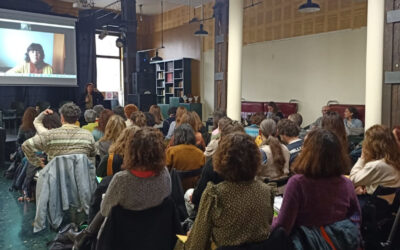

{"left": 271, "top": 129, "right": 360, "bottom": 236}
{"left": 149, "top": 104, "right": 164, "bottom": 129}
{"left": 166, "top": 124, "right": 205, "bottom": 190}
{"left": 175, "top": 132, "right": 275, "bottom": 249}
{"left": 322, "top": 111, "right": 349, "bottom": 153}
{"left": 204, "top": 117, "right": 232, "bottom": 160}
{"left": 72, "top": 127, "right": 171, "bottom": 249}
{"left": 266, "top": 101, "right": 284, "bottom": 120}
{"left": 349, "top": 125, "right": 400, "bottom": 203}
{"left": 169, "top": 112, "right": 206, "bottom": 150}
{"left": 123, "top": 104, "right": 138, "bottom": 127}
{"left": 96, "top": 126, "right": 141, "bottom": 177}
{"left": 95, "top": 115, "right": 126, "bottom": 160}
{"left": 258, "top": 119, "right": 289, "bottom": 194}
{"left": 130, "top": 111, "right": 147, "bottom": 127}
{"left": 92, "top": 109, "right": 113, "bottom": 141}
{"left": 166, "top": 106, "right": 187, "bottom": 139}
{"left": 344, "top": 106, "right": 364, "bottom": 136}
{"left": 17, "top": 107, "right": 37, "bottom": 147}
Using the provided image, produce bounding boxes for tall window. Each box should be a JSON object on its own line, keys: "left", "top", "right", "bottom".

{"left": 95, "top": 34, "right": 123, "bottom": 104}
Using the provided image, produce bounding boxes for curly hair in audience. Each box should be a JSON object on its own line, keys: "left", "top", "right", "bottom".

{"left": 149, "top": 105, "right": 163, "bottom": 125}
{"left": 292, "top": 128, "right": 350, "bottom": 178}
{"left": 109, "top": 126, "right": 141, "bottom": 156}
{"left": 321, "top": 111, "right": 348, "bottom": 151}
{"left": 97, "top": 109, "right": 114, "bottom": 133}
{"left": 260, "top": 119, "right": 286, "bottom": 174}
{"left": 363, "top": 125, "right": 400, "bottom": 170}
{"left": 277, "top": 119, "right": 300, "bottom": 137}
{"left": 42, "top": 112, "right": 62, "bottom": 130}
{"left": 100, "top": 115, "right": 126, "bottom": 143}
{"left": 175, "top": 106, "right": 188, "bottom": 124}
{"left": 220, "top": 120, "right": 244, "bottom": 138}
{"left": 84, "top": 109, "right": 97, "bottom": 123}
{"left": 130, "top": 111, "right": 147, "bottom": 127}
{"left": 59, "top": 102, "right": 81, "bottom": 124}
{"left": 213, "top": 132, "right": 260, "bottom": 182}
{"left": 250, "top": 112, "right": 265, "bottom": 126}
{"left": 217, "top": 117, "right": 232, "bottom": 132}
{"left": 123, "top": 127, "right": 165, "bottom": 174}
{"left": 20, "top": 107, "right": 37, "bottom": 131}
{"left": 124, "top": 104, "right": 139, "bottom": 120}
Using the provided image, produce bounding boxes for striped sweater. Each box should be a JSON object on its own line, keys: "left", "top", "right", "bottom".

{"left": 22, "top": 124, "right": 96, "bottom": 167}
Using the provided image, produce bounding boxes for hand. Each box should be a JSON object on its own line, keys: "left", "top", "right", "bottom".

{"left": 355, "top": 186, "right": 366, "bottom": 195}
{"left": 39, "top": 158, "right": 46, "bottom": 168}
{"left": 186, "top": 230, "right": 191, "bottom": 236}
{"left": 44, "top": 109, "right": 53, "bottom": 115}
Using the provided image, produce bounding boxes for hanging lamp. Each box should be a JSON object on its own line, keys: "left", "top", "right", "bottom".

{"left": 151, "top": 0, "right": 164, "bottom": 62}
{"left": 298, "top": 0, "right": 320, "bottom": 13}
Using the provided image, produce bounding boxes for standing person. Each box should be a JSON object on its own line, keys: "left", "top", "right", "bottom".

{"left": 271, "top": 129, "right": 360, "bottom": 237}
{"left": 343, "top": 106, "right": 364, "bottom": 136}
{"left": 80, "top": 83, "right": 104, "bottom": 111}
{"left": 7, "top": 43, "right": 53, "bottom": 74}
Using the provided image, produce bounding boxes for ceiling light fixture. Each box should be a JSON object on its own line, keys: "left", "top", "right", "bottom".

{"left": 151, "top": 0, "right": 164, "bottom": 62}
{"left": 298, "top": 0, "right": 320, "bottom": 13}
{"left": 194, "top": 0, "right": 208, "bottom": 37}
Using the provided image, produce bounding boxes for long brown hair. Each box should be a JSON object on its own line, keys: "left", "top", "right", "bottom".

{"left": 109, "top": 126, "right": 141, "bottom": 156}
{"left": 322, "top": 111, "right": 348, "bottom": 152}
{"left": 97, "top": 109, "right": 114, "bottom": 133}
{"left": 20, "top": 107, "right": 37, "bottom": 131}
{"left": 363, "top": 125, "right": 400, "bottom": 170}
{"left": 259, "top": 119, "right": 286, "bottom": 173}
{"left": 99, "top": 115, "right": 126, "bottom": 143}
{"left": 149, "top": 105, "right": 163, "bottom": 124}
{"left": 292, "top": 128, "right": 351, "bottom": 178}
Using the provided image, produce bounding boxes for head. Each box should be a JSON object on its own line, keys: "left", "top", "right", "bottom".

{"left": 220, "top": 120, "right": 244, "bottom": 138}
{"left": 168, "top": 106, "right": 177, "bottom": 118}
{"left": 321, "top": 106, "right": 330, "bottom": 115}
{"left": 173, "top": 123, "right": 196, "bottom": 146}
{"left": 124, "top": 104, "right": 139, "bottom": 120}
{"left": 149, "top": 105, "right": 163, "bottom": 124}
{"left": 268, "top": 102, "right": 279, "bottom": 113}
{"left": 20, "top": 107, "right": 37, "bottom": 131}
{"left": 212, "top": 110, "right": 226, "bottom": 130}
{"left": 249, "top": 112, "right": 265, "bottom": 126}
{"left": 321, "top": 111, "right": 348, "bottom": 150}
{"left": 144, "top": 112, "right": 155, "bottom": 127}
{"left": 93, "top": 105, "right": 105, "bottom": 119}
{"left": 84, "top": 109, "right": 97, "bottom": 123}
{"left": 109, "top": 126, "right": 141, "bottom": 156}
{"left": 85, "top": 83, "right": 94, "bottom": 95}
{"left": 97, "top": 109, "right": 114, "bottom": 133}
{"left": 276, "top": 119, "right": 300, "bottom": 144}
{"left": 175, "top": 106, "right": 188, "bottom": 124}
{"left": 35, "top": 101, "right": 50, "bottom": 113}
{"left": 177, "top": 112, "right": 197, "bottom": 132}
{"left": 259, "top": 119, "right": 277, "bottom": 139}
{"left": 292, "top": 128, "right": 351, "bottom": 178}
{"left": 112, "top": 105, "right": 126, "bottom": 120}
{"left": 344, "top": 106, "right": 359, "bottom": 119}
{"left": 218, "top": 117, "right": 232, "bottom": 131}
{"left": 192, "top": 111, "right": 203, "bottom": 131}
{"left": 59, "top": 102, "right": 81, "bottom": 124}
{"left": 363, "top": 125, "right": 400, "bottom": 170}
{"left": 123, "top": 127, "right": 165, "bottom": 174}
{"left": 130, "top": 111, "right": 147, "bottom": 127}
{"left": 42, "top": 112, "right": 62, "bottom": 130}
{"left": 100, "top": 115, "right": 126, "bottom": 143}
{"left": 259, "top": 118, "right": 286, "bottom": 170}
{"left": 25, "top": 43, "right": 45, "bottom": 65}
{"left": 288, "top": 113, "right": 303, "bottom": 127}
{"left": 213, "top": 132, "right": 260, "bottom": 182}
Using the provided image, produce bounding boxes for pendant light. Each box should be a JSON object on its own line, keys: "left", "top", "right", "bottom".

{"left": 194, "top": 1, "right": 208, "bottom": 36}
{"left": 298, "top": 0, "right": 320, "bottom": 13}
{"left": 151, "top": 0, "right": 164, "bottom": 62}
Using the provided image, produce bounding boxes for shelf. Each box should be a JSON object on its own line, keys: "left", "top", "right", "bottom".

{"left": 165, "top": 82, "right": 173, "bottom": 84}
{"left": 174, "top": 78, "right": 183, "bottom": 80}
{"left": 157, "top": 95, "right": 165, "bottom": 97}
{"left": 157, "top": 79, "right": 164, "bottom": 81}
{"left": 174, "top": 87, "right": 183, "bottom": 89}
{"left": 157, "top": 87, "right": 165, "bottom": 89}
{"left": 174, "top": 68, "right": 183, "bottom": 70}
{"left": 166, "top": 93, "right": 174, "bottom": 95}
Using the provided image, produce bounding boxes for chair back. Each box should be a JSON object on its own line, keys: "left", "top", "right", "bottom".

{"left": 176, "top": 167, "right": 203, "bottom": 191}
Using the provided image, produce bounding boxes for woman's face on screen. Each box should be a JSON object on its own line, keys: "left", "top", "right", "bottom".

{"left": 28, "top": 50, "right": 42, "bottom": 64}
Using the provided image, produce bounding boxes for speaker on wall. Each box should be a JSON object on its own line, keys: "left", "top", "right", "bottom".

{"left": 127, "top": 94, "right": 156, "bottom": 112}
{"left": 132, "top": 72, "right": 156, "bottom": 95}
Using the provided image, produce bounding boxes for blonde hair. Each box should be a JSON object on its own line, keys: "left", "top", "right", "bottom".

{"left": 109, "top": 126, "right": 141, "bottom": 156}
{"left": 99, "top": 115, "right": 126, "bottom": 143}
{"left": 149, "top": 105, "right": 163, "bottom": 124}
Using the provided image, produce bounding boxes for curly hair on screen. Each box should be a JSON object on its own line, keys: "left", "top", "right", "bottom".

{"left": 213, "top": 132, "right": 260, "bottom": 182}
{"left": 123, "top": 127, "right": 165, "bottom": 174}
{"left": 292, "top": 128, "right": 350, "bottom": 178}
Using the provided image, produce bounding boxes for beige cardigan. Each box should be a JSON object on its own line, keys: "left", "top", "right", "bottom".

{"left": 350, "top": 158, "right": 400, "bottom": 194}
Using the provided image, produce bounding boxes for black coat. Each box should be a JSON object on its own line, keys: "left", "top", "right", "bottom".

{"left": 79, "top": 91, "right": 104, "bottom": 110}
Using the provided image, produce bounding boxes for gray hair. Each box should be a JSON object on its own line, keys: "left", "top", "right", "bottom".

{"left": 59, "top": 102, "right": 81, "bottom": 124}
{"left": 259, "top": 118, "right": 276, "bottom": 138}
{"left": 288, "top": 113, "right": 303, "bottom": 127}
{"left": 84, "top": 109, "right": 97, "bottom": 123}
{"left": 173, "top": 123, "right": 196, "bottom": 146}
{"left": 93, "top": 104, "right": 105, "bottom": 118}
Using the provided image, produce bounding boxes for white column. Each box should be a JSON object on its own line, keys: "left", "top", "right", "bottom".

{"left": 226, "top": 0, "right": 243, "bottom": 121}
{"left": 365, "top": 0, "right": 384, "bottom": 129}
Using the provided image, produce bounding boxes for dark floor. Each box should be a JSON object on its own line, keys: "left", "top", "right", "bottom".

{"left": 0, "top": 167, "right": 56, "bottom": 250}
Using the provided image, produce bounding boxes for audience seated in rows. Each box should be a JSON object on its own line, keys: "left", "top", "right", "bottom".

{"left": 176, "top": 132, "right": 275, "bottom": 249}
{"left": 81, "top": 109, "right": 97, "bottom": 132}
{"left": 166, "top": 124, "right": 205, "bottom": 190}
{"left": 272, "top": 129, "right": 361, "bottom": 242}
{"left": 277, "top": 119, "right": 303, "bottom": 167}
{"left": 344, "top": 106, "right": 364, "bottom": 136}
{"left": 92, "top": 109, "right": 113, "bottom": 141}
{"left": 244, "top": 112, "right": 264, "bottom": 139}
{"left": 95, "top": 115, "right": 126, "bottom": 160}
{"left": 169, "top": 111, "right": 206, "bottom": 150}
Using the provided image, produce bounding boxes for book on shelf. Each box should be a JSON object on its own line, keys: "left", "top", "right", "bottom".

{"left": 175, "top": 81, "right": 183, "bottom": 88}
{"left": 156, "top": 64, "right": 162, "bottom": 71}
{"left": 157, "top": 72, "right": 164, "bottom": 79}
{"left": 167, "top": 62, "right": 174, "bottom": 71}
{"left": 166, "top": 73, "right": 173, "bottom": 82}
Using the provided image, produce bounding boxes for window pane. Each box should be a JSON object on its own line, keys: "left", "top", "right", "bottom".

{"left": 96, "top": 34, "right": 120, "bottom": 57}
{"left": 96, "top": 58, "right": 121, "bottom": 92}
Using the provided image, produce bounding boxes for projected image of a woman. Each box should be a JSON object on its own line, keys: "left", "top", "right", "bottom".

{"left": 7, "top": 43, "right": 53, "bottom": 74}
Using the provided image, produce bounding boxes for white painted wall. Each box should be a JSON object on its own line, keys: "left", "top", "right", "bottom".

{"left": 200, "top": 49, "right": 215, "bottom": 120}
{"left": 201, "top": 28, "right": 367, "bottom": 125}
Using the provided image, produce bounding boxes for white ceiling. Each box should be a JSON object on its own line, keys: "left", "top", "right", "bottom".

{"left": 62, "top": 0, "right": 213, "bottom": 15}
